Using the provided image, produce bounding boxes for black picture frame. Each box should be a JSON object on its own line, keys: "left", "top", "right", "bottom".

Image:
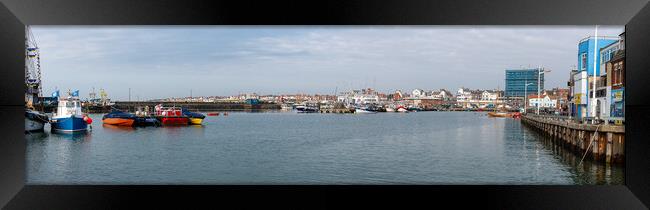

{"left": 1, "top": 0, "right": 649, "bottom": 209}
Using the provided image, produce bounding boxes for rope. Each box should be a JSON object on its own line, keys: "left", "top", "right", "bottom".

{"left": 578, "top": 124, "right": 602, "bottom": 166}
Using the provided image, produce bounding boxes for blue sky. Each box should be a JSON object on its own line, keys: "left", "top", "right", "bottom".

{"left": 32, "top": 26, "right": 624, "bottom": 101}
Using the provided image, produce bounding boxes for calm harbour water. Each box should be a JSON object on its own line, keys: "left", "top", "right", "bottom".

{"left": 26, "top": 111, "right": 623, "bottom": 185}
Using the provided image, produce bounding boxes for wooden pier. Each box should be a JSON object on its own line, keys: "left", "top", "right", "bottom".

{"left": 521, "top": 114, "right": 625, "bottom": 164}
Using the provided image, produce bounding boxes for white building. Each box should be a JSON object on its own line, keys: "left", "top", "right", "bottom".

{"left": 411, "top": 89, "right": 425, "bottom": 98}
{"left": 481, "top": 90, "right": 499, "bottom": 101}
{"left": 456, "top": 88, "right": 473, "bottom": 101}
{"left": 337, "top": 90, "right": 380, "bottom": 106}
{"left": 428, "top": 89, "right": 454, "bottom": 100}
{"left": 571, "top": 70, "right": 589, "bottom": 118}
{"left": 528, "top": 95, "right": 558, "bottom": 108}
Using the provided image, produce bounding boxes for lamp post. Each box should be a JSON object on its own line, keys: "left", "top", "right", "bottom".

{"left": 524, "top": 81, "right": 534, "bottom": 113}
{"left": 537, "top": 67, "right": 551, "bottom": 115}
{"left": 591, "top": 25, "right": 599, "bottom": 124}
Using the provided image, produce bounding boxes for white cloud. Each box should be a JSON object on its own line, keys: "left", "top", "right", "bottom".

{"left": 32, "top": 26, "right": 624, "bottom": 100}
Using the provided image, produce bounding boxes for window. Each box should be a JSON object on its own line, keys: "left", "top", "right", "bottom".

{"left": 581, "top": 53, "right": 587, "bottom": 70}
{"left": 614, "top": 62, "right": 624, "bottom": 85}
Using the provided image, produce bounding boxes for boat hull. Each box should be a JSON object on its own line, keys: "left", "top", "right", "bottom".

{"left": 51, "top": 115, "right": 88, "bottom": 133}
{"left": 134, "top": 117, "right": 160, "bottom": 126}
{"left": 160, "top": 117, "right": 189, "bottom": 125}
{"left": 102, "top": 118, "right": 135, "bottom": 126}
{"left": 355, "top": 109, "right": 377, "bottom": 114}
{"left": 296, "top": 105, "right": 319, "bottom": 113}
{"left": 189, "top": 118, "right": 203, "bottom": 125}
{"left": 487, "top": 112, "right": 514, "bottom": 118}
{"left": 25, "top": 117, "right": 45, "bottom": 132}
{"left": 25, "top": 110, "right": 48, "bottom": 132}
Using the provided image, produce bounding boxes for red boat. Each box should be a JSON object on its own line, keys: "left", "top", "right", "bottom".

{"left": 155, "top": 104, "right": 189, "bottom": 125}
{"left": 207, "top": 112, "right": 220, "bottom": 116}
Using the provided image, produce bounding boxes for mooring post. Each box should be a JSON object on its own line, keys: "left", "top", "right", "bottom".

{"left": 592, "top": 131, "right": 599, "bottom": 161}
{"left": 606, "top": 132, "right": 613, "bottom": 163}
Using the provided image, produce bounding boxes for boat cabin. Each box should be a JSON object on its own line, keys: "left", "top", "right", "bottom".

{"left": 155, "top": 104, "right": 183, "bottom": 117}
{"left": 56, "top": 97, "right": 83, "bottom": 117}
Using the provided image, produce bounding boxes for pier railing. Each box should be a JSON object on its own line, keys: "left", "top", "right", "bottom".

{"left": 524, "top": 113, "right": 623, "bottom": 127}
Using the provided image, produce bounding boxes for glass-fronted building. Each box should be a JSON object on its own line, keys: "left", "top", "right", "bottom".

{"left": 505, "top": 68, "right": 544, "bottom": 97}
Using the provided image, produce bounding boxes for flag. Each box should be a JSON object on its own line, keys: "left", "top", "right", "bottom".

{"left": 72, "top": 90, "right": 79, "bottom": 97}
{"left": 51, "top": 90, "right": 59, "bottom": 98}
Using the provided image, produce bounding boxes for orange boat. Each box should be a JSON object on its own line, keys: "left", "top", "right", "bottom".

{"left": 102, "top": 117, "right": 135, "bottom": 126}
{"left": 102, "top": 109, "right": 136, "bottom": 126}
{"left": 487, "top": 112, "right": 515, "bottom": 118}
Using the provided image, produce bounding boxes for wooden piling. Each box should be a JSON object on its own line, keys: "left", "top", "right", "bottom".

{"left": 521, "top": 115, "right": 624, "bottom": 165}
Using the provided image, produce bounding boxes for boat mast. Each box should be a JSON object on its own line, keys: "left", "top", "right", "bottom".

{"left": 25, "top": 26, "right": 43, "bottom": 110}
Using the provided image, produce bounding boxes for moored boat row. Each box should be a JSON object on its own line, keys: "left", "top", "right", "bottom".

{"left": 102, "top": 104, "right": 207, "bottom": 127}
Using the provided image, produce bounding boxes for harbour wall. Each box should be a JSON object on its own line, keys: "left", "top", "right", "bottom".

{"left": 521, "top": 114, "right": 625, "bottom": 164}
{"left": 110, "top": 101, "right": 281, "bottom": 112}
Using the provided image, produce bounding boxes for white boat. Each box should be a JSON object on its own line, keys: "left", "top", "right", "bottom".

{"left": 281, "top": 103, "right": 293, "bottom": 110}
{"left": 396, "top": 106, "right": 409, "bottom": 112}
{"left": 355, "top": 108, "right": 377, "bottom": 114}
{"left": 25, "top": 109, "right": 48, "bottom": 132}
{"left": 385, "top": 107, "right": 396, "bottom": 112}
{"left": 296, "top": 105, "right": 318, "bottom": 113}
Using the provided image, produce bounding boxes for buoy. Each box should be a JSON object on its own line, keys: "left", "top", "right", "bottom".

{"left": 83, "top": 115, "right": 93, "bottom": 124}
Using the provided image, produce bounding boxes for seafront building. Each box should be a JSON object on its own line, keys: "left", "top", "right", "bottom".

{"left": 605, "top": 33, "right": 625, "bottom": 123}
{"left": 337, "top": 88, "right": 380, "bottom": 107}
{"left": 481, "top": 90, "right": 499, "bottom": 101}
{"left": 569, "top": 36, "right": 617, "bottom": 119}
{"left": 504, "top": 68, "right": 544, "bottom": 98}
{"left": 403, "top": 88, "right": 456, "bottom": 109}
{"left": 527, "top": 94, "right": 558, "bottom": 109}
{"left": 455, "top": 88, "right": 502, "bottom": 109}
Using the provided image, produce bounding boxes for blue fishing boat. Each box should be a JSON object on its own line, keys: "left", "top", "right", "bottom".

{"left": 50, "top": 91, "right": 90, "bottom": 133}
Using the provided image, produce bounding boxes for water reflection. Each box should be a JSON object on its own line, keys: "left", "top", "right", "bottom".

{"left": 50, "top": 131, "right": 92, "bottom": 142}
{"left": 188, "top": 124, "right": 206, "bottom": 137}
{"left": 162, "top": 125, "right": 183, "bottom": 137}
{"left": 25, "top": 131, "right": 48, "bottom": 140}
{"left": 26, "top": 112, "right": 623, "bottom": 184}
{"left": 528, "top": 128, "right": 624, "bottom": 185}
{"left": 102, "top": 124, "right": 136, "bottom": 132}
